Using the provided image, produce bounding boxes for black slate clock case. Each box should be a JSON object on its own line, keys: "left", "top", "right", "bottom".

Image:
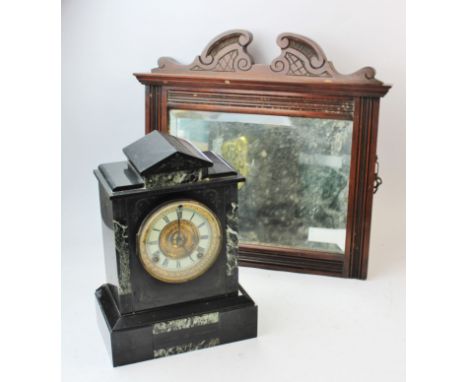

{"left": 98, "top": 176, "right": 240, "bottom": 312}
{"left": 94, "top": 131, "right": 257, "bottom": 366}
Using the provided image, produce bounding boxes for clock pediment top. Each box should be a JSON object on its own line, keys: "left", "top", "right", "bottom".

{"left": 123, "top": 131, "right": 213, "bottom": 176}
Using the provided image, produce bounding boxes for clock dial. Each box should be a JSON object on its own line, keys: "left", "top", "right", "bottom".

{"left": 138, "top": 200, "right": 222, "bottom": 283}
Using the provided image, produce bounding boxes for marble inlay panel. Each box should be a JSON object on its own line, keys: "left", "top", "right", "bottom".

{"left": 113, "top": 220, "right": 132, "bottom": 295}
{"left": 153, "top": 338, "right": 220, "bottom": 359}
{"left": 225, "top": 202, "right": 239, "bottom": 276}
{"left": 144, "top": 168, "right": 203, "bottom": 188}
{"left": 152, "top": 312, "right": 220, "bottom": 335}
{"left": 170, "top": 110, "right": 353, "bottom": 254}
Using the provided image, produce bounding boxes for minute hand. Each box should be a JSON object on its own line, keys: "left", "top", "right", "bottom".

{"left": 176, "top": 205, "right": 183, "bottom": 242}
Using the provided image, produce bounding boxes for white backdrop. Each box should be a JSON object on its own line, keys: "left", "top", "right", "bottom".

{"left": 62, "top": 0, "right": 405, "bottom": 380}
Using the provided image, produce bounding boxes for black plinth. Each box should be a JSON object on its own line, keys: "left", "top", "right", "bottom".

{"left": 96, "top": 284, "right": 258, "bottom": 367}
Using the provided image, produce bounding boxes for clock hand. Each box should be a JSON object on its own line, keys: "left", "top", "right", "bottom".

{"left": 176, "top": 205, "right": 183, "bottom": 244}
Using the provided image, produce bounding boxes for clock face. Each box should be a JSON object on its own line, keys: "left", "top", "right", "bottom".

{"left": 138, "top": 200, "right": 222, "bottom": 283}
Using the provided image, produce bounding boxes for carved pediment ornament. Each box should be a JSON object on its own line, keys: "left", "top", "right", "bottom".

{"left": 156, "top": 30, "right": 254, "bottom": 73}
{"left": 152, "top": 29, "right": 381, "bottom": 84}
{"left": 270, "top": 33, "right": 377, "bottom": 82}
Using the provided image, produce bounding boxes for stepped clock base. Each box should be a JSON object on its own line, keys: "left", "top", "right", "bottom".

{"left": 95, "top": 284, "right": 258, "bottom": 367}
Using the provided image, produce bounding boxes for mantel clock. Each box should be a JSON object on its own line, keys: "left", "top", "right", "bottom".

{"left": 94, "top": 131, "right": 257, "bottom": 366}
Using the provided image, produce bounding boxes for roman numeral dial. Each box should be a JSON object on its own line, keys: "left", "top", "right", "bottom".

{"left": 138, "top": 200, "right": 222, "bottom": 284}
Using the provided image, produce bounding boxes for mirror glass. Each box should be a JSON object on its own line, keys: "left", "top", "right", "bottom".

{"left": 169, "top": 110, "right": 353, "bottom": 254}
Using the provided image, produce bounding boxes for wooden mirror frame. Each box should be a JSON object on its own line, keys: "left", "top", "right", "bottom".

{"left": 135, "top": 30, "right": 390, "bottom": 279}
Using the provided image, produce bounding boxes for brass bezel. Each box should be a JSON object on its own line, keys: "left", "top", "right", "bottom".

{"left": 137, "top": 199, "right": 222, "bottom": 283}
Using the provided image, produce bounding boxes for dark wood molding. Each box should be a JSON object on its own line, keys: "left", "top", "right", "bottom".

{"left": 347, "top": 97, "right": 381, "bottom": 279}
{"left": 238, "top": 243, "right": 344, "bottom": 277}
{"left": 165, "top": 87, "right": 355, "bottom": 120}
{"left": 135, "top": 31, "right": 391, "bottom": 279}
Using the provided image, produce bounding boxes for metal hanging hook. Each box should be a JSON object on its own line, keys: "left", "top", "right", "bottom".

{"left": 373, "top": 156, "right": 382, "bottom": 194}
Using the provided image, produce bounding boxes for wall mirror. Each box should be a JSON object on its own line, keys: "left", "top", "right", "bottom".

{"left": 135, "top": 30, "right": 390, "bottom": 279}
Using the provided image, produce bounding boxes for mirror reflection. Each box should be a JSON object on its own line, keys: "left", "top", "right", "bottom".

{"left": 169, "top": 110, "right": 353, "bottom": 254}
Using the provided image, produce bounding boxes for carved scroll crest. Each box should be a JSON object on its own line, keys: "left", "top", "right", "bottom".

{"left": 148, "top": 30, "right": 382, "bottom": 84}
{"left": 270, "top": 33, "right": 378, "bottom": 81}
{"left": 154, "top": 30, "right": 254, "bottom": 73}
